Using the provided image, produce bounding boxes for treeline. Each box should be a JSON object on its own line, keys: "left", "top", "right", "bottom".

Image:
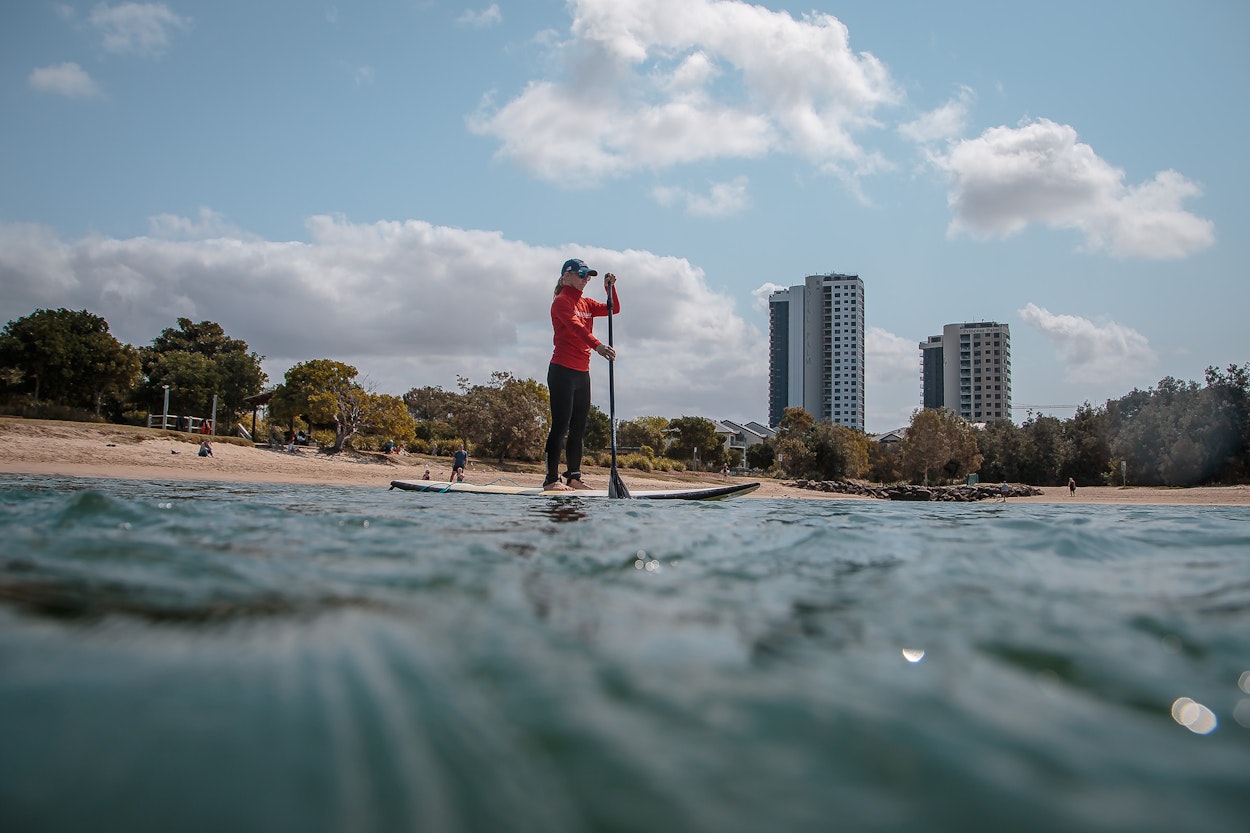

{"left": 0, "top": 307, "right": 732, "bottom": 467}
{"left": 0, "top": 309, "right": 265, "bottom": 426}
{"left": 758, "top": 364, "right": 1250, "bottom": 487}
{"left": 3, "top": 308, "right": 1246, "bottom": 485}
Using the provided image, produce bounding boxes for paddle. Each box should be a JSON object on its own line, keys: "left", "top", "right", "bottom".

{"left": 606, "top": 275, "right": 630, "bottom": 499}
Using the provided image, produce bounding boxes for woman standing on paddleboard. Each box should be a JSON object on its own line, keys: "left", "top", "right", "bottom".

{"left": 544, "top": 258, "right": 619, "bottom": 491}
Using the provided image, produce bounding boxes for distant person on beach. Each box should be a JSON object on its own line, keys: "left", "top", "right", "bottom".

{"left": 422, "top": 466, "right": 431, "bottom": 480}
{"left": 453, "top": 443, "right": 468, "bottom": 482}
{"left": 198, "top": 439, "right": 213, "bottom": 457}
{"left": 999, "top": 481, "right": 1010, "bottom": 502}
{"left": 544, "top": 259, "right": 620, "bottom": 491}
{"left": 381, "top": 439, "right": 395, "bottom": 454}
{"left": 722, "top": 463, "right": 730, "bottom": 479}
{"left": 1069, "top": 476, "right": 1077, "bottom": 496}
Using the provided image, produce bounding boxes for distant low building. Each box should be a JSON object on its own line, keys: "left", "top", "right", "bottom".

{"left": 716, "top": 419, "right": 776, "bottom": 466}
{"left": 871, "top": 428, "right": 907, "bottom": 444}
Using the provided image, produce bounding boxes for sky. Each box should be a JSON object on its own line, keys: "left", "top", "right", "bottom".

{"left": 1, "top": 0, "right": 1246, "bottom": 433}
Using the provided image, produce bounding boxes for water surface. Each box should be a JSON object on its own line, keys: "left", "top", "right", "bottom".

{"left": 1, "top": 475, "right": 1248, "bottom": 833}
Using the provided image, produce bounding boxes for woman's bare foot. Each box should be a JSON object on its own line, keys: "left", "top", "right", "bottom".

{"left": 543, "top": 481, "right": 574, "bottom": 491}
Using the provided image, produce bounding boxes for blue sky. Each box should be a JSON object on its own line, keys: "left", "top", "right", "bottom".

{"left": 2, "top": 1, "right": 1245, "bottom": 432}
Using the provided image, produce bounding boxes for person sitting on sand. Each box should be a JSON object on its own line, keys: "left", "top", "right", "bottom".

{"left": 198, "top": 439, "right": 213, "bottom": 458}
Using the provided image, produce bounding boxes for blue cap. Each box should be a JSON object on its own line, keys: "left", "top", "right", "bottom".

{"left": 561, "top": 258, "right": 597, "bottom": 278}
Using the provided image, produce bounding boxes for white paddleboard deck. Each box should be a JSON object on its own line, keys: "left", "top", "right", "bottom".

{"left": 390, "top": 479, "right": 760, "bottom": 501}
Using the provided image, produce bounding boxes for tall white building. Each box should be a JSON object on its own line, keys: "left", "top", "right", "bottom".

{"left": 919, "top": 322, "right": 1012, "bottom": 422}
{"left": 768, "top": 273, "right": 865, "bottom": 430}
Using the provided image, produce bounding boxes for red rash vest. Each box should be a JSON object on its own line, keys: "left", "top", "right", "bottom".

{"left": 550, "top": 283, "right": 621, "bottom": 372}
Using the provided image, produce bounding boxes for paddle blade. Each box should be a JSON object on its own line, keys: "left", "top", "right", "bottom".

{"left": 608, "top": 468, "right": 631, "bottom": 499}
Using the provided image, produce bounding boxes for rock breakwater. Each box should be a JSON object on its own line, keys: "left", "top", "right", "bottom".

{"left": 789, "top": 480, "right": 1043, "bottom": 502}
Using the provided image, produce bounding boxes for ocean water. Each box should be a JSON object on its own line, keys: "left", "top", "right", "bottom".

{"left": 1, "top": 475, "right": 1248, "bottom": 833}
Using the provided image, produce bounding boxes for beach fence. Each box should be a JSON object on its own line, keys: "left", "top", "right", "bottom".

{"left": 147, "top": 414, "right": 215, "bottom": 434}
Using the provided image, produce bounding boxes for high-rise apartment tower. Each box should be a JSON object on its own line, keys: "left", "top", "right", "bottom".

{"left": 768, "top": 273, "right": 865, "bottom": 430}
{"left": 919, "top": 322, "right": 1012, "bottom": 421}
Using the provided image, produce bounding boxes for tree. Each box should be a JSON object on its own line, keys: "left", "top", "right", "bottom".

{"left": 585, "top": 404, "right": 610, "bottom": 453}
{"left": 618, "top": 415, "right": 670, "bottom": 454}
{"left": 777, "top": 407, "right": 815, "bottom": 438}
{"left": 403, "top": 385, "right": 460, "bottom": 450}
{"left": 453, "top": 372, "right": 550, "bottom": 462}
{"left": 902, "top": 408, "right": 982, "bottom": 485}
{"left": 867, "top": 440, "right": 904, "bottom": 483}
{"left": 665, "top": 415, "right": 725, "bottom": 468}
{"left": 0, "top": 308, "right": 138, "bottom": 415}
{"left": 271, "top": 360, "right": 388, "bottom": 452}
{"left": 134, "top": 317, "right": 266, "bottom": 423}
{"left": 1202, "top": 363, "right": 1250, "bottom": 482}
{"left": 1063, "top": 403, "right": 1112, "bottom": 486}
{"left": 745, "top": 441, "right": 775, "bottom": 471}
{"left": 806, "top": 422, "right": 870, "bottom": 480}
{"left": 363, "top": 392, "right": 417, "bottom": 449}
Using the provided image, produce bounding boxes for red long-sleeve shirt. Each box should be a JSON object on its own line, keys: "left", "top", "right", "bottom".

{"left": 550, "top": 283, "right": 621, "bottom": 372}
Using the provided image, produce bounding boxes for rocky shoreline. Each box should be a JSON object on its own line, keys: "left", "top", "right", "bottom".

{"left": 789, "top": 479, "right": 1044, "bottom": 501}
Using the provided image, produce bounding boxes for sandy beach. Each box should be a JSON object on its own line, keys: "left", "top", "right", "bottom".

{"left": 1, "top": 417, "right": 1247, "bottom": 505}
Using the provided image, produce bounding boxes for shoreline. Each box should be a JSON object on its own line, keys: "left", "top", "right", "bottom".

{"left": 2, "top": 417, "right": 1248, "bottom": 505}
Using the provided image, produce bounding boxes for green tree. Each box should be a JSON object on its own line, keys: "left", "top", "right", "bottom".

{"left": 271, "top": 359, "right": 390, "bottom": 452}
{"left": 777, "top": 407, "right": 815, "bottom": 438}
{"left": 134, "top": 317, "right": 266, "bottom": 424}
{"left": 454, "top": 372, "right": 550, "bottom": 462}
{"left": 1202, "top": 363, "right": 1250, "bottom": 482}
{"left": 0, "top": 308, "right": 138, "bottom": 414}
{"left": 585, "top": 404, "right": 610, "bottom": 453}
{"left": 1063, "top": 403, "right": 1112, "bottom": 486}
{"left": 403, "top": 385, "right": 460, "bottom": 450}
{"left": 1017, "top": 414, "right": 1069, "bottom": 485}
{"left": 745, "top": 441, "right": 775, "bottom": 471}
{"left": 867, "top": 440, "right": 904, "bottom": 483}
{"left": 362, "top": 393, "right": 417, "bottom": 449}
{"left": 806, "top": 422, "right": 870, "bottom": 480}
{"left": 902, "top": 408, "right": 982, "bottom": 485}
{"left": 665, "top": 415, "right": 725, "bottom": 468}
{"left": 618, "top": 415, "right": 669, "bottom": 454}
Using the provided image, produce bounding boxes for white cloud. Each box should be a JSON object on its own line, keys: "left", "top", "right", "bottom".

{"left": 0, "top": 216, "right": 768, "bottom": 422}
{"left": 28, "top": 62, "right": 102, "bottom": 98}
{"left": 457, "top": 4, "right": 502, "bottom": 28}
{"left": 866, "top": 326, "right": 918, "bottom": 383}
{"left": 470, "top": 0, "right": 899, "bottom": 186}
{"left": 750, "top": 282, "right": 785, "bottom": 313}
{"left": 938, "top": 118, "right": 1214, "bottom": 259}
{"left": 147, "top": 208, "right": 257, "bottom": 241}
{"left": 651, "top": 177, "right": 749, "bottom": 217}
{"left": 1019, "top": 302, "right": 1157, "bottom": 384}
{"left": 89, "top": 2, "right": 191, "bottom": 58}
{"left": 899, "top": 85, "right": 974, "bottom": 145}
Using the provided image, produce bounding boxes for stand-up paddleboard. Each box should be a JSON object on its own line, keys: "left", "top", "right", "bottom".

{"left": 390, "top": 479, "right": 760, "bottom": 501}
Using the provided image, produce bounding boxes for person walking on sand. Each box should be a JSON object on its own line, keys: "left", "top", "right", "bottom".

{"left": 544, "top": 258, "right": 620, "bottom": 491}
{"left": 999, "top": 481, "right": 1010, "bottom": 503}
{"left": 452, "top": 443, "right": 468, "bottom": 482}
{"left": 1068, "top": 476, "right": 1077, "bottom": 496}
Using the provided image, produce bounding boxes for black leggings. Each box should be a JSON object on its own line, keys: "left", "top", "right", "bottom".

{"left": 546, "top": 362, "right": 591, "bottom": 484}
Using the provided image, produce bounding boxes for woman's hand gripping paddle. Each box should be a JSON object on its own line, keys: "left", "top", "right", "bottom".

{"left": 605, "top": 274, "right": 630, "bottom": 499}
